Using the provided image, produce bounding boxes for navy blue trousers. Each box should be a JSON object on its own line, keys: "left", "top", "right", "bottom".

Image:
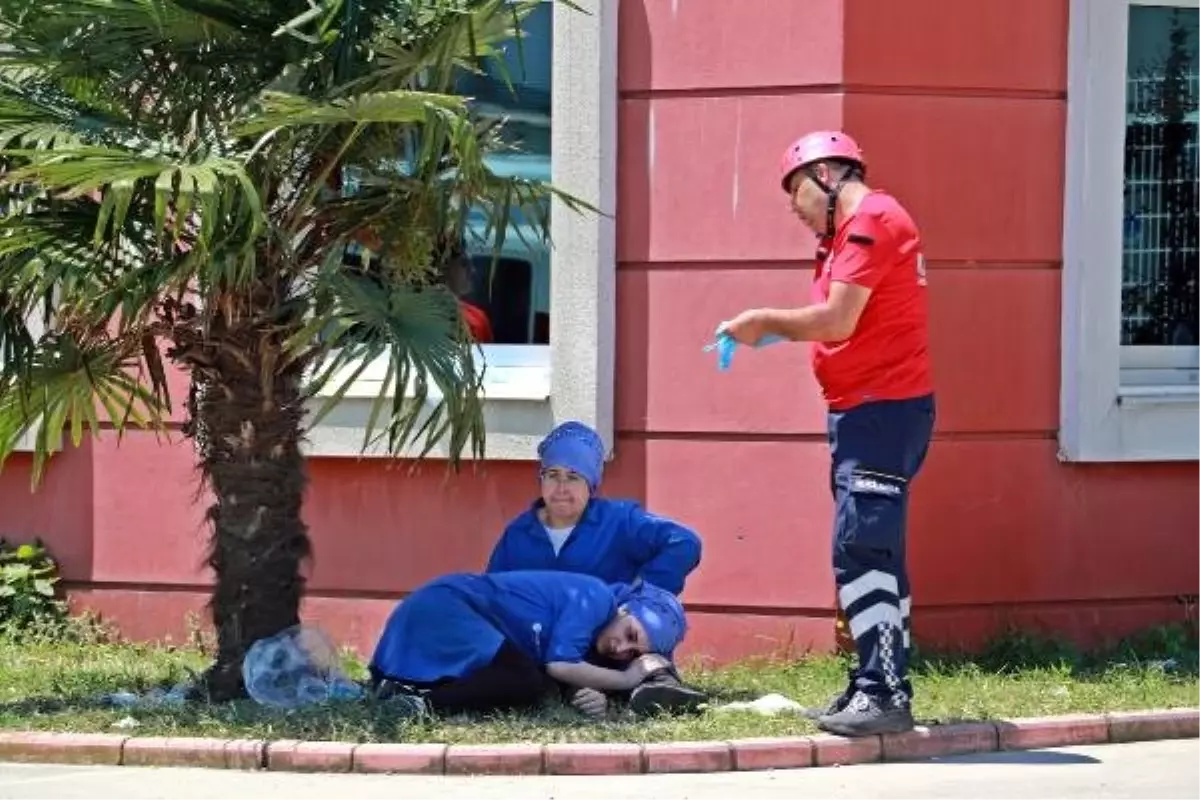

{"left": 828, "top": 394, "right": 935, "bottom": 704}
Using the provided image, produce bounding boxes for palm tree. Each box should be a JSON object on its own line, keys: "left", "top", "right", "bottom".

{"left": 0, "top": 0, "right": 586, "bottom": 701}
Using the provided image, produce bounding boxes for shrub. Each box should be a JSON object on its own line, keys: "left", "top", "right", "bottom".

{"left": 0, "top": 538, "right": 69, "bottom": 640}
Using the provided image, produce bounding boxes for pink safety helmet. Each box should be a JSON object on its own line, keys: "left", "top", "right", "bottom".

{"left": 778, "top": 130, "right": 866, "bottom": 193}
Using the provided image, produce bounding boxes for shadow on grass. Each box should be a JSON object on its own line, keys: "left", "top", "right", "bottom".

{"left": 0, "top": 696, "right": 108, "bottom": 718}
{"left": 0, "top": 686, "right": 620, "bottom": 742}
{"left": 909, "top": 622, "right": 1200, "bottom": 681}
{"left": 0, "top": 694, "right": 439, "bottom": 740}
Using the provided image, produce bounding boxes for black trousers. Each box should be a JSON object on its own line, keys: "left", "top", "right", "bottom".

{"left": 370, "top": 640, "right": 550, "bottom": 715}
{"left": 829, "top": 394, "right": 935, "bottom": 703}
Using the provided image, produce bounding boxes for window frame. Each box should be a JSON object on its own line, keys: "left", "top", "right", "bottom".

{"left": 7, "top": 306, "right": 59, "bottom": 454}
{"left": 1060, "top": 0, "right": 1199, "bottom": 462}
{"left": 305, "top": 0, "right": 618, "bottom": 461}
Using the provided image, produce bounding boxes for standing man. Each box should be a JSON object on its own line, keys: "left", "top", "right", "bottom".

{"left": 719, "top": 131, "right": 935, "bottom": 737}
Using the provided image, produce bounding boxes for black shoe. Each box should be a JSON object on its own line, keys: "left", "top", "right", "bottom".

{"left": 628, "top": 669, "right": 709, "bottom": 716}
{"left": 816, "top": 690, "right": 914, "bottom": 737}
{"left": 800, "top": 671, "right": 857, "bottom": 720}
{"left": 800, "top": 687, "right": 854, "bottom": 720}
{"left": 369, "top": 678, "right": 430, "bottom": 718}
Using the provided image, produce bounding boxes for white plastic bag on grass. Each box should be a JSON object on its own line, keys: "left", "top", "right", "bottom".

{"left": 711, "top": 693, "right": 807, "bottom": 716}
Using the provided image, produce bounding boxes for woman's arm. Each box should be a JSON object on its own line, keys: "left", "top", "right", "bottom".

{"left": 485, "top": 512, "right": 544, "bottom": 574}
{"left": 627, "top": 506, "right": 702, "bottom": 595}
{"left": 546, "top": 661, "right": 641, "bottom": 692}
{"left": 484, "top": 530, "right": 512, "bottom": 573}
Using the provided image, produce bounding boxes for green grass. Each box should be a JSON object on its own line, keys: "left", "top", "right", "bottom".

{"left": 0, "top": 622, "right": 1196, "bottom": 745}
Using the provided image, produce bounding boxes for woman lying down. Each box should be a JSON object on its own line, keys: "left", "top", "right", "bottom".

{"left": 368, "top": 570, "right": 688, "bottom": 718}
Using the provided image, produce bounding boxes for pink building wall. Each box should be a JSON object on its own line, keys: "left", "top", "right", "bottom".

{"left": 1, "top": 0, "right": 1195, "bottom": 663}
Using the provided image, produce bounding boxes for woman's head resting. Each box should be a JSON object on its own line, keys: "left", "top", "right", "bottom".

{"left": 537, "top": 421, "right": 605, "bottom": 523}
{"left": 594, "top": 610, "right": 650, "bottom": 663}
{"left": 595, "top": 581, "right": 688, "bottom": 662}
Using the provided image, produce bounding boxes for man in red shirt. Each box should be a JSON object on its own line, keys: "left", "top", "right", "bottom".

{"left": 720, "top": 130, "right": 935, "bottom": 737}
{"left": 444, "top": 255, "right": 494, "bottom": 344}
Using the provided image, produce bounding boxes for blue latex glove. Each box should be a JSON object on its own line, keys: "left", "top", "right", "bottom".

{"left": 703, "top": 326, "right": 786, "bottom": 371}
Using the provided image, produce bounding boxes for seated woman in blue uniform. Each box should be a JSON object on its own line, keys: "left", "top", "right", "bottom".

{"left": 484, "top": 421, "right": 707, "bottom": 716}
{"left": 367, "top": 570, "right": 688, "bottom": 718}
{"left": 486, "top": 421, "right": 701, "bottom": 594}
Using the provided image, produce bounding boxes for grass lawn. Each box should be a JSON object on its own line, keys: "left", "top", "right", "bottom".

{"left": 1, "top": 624, "right": 1196, "bottom": 745}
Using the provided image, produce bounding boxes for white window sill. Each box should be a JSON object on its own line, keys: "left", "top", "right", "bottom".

{"left": 11, "top": 384, "right": 555, "bottom": 460}
{"left": 8, "top": 348, "right": 560, "bottom": 465}
{"left": 1117, "top": 385, "right": 1200, "bottom": 406}
{"left": 11, "top": 430, "right": 40, "bottom": 454}
{"left": 1060, "top": 387, "right": 1199, "bottom": 463}
{"left": 304, "top": 344, "right": 555, "bottom": 461}
{"left": 316, "top": 345, "right": 550, "bottom": 403}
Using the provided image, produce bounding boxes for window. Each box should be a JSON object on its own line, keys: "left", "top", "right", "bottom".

{"left": 1061, "top": 0, "right": 1199, "bottom": 462}
{"left": 306, "top": 0, "right": 617, "bottom": 460}
{"left": 459, "top": 1, "right": 553, "bottom": 347}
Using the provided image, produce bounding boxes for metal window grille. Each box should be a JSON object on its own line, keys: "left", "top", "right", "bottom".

{"left": 1121, "top": 72, "right": 1200, "bottom": 346}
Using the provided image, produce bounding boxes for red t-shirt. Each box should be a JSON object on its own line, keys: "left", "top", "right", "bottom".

{"left": 810, "top": 191, "right": 933, "bottom": 410}
{"left": 460, "top": 300, "right": 494, "bottom": 344}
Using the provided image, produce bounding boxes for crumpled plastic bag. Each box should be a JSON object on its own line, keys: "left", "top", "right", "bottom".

{"left": 241, "top": 624, "right": 364, "bottom": 710}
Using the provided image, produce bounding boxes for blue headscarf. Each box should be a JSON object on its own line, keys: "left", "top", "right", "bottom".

{"left": 612, "top": 580, "right": 688, "bottom": 658}
{"left": 537, "top": 421, "right": 606, "bottom": 490}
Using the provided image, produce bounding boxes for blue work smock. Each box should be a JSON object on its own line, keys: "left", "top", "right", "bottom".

{"left": 369, "top": 571, "right": 618, "bottom": 684}
{"left": 485, "top": 498, "right": 702, "bottom": 595}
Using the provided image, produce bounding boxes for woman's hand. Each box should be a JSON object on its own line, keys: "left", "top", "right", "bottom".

{"left": 547, "top": 661, "right": 643, "bottom": 692}
{"left": 570, "top": 688, "right": 608, "bottom": 719}
{"left": 628, "top": 653, "right": 672, "bottom": 682}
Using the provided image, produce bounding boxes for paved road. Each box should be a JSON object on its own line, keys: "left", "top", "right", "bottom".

{"left": 0, "top": 739, "right": 1195, "bottom": 799}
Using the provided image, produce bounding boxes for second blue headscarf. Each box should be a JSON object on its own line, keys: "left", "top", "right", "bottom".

{"left": 611, "top": 580, "right": 688, "bottom": 658}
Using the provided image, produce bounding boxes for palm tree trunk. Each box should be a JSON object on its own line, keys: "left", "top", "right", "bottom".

{"left": 172, "top": 287, "right": 311, "bottom": 702}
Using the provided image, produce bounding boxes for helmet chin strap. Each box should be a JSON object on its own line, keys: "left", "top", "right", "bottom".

{"left": 808, "top": 169, "right": 850, "bottom": 260}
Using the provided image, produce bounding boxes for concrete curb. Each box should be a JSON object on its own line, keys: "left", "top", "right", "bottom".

{"left": 0, "top": 708, "right": 1195, "bottom": 776}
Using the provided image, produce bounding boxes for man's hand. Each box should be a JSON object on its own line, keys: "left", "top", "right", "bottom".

{"left": 718, "top": 309, "right": 769, "bottom": 346}
{"left": 570, "top": 687, "right": 608, "bottom": 719}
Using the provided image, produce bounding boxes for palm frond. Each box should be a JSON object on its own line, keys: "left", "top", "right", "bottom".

{"left": 238, "top": 89, "right": 467, "bottom": 136}
{"left": 0, "top": 202, "right": 192, "bottom": 334}
{"left": 343, "top": 0, "right": 536, "bottom": 96}
{"left": 0, "top": 93, "right": 93, "bottom": 150}
{"left": 0, "top": 146, "right": 265, "bottom": 254}
{"left": 299, "top": 269, "right": 485, "bottom": 460}
{"left": 0, "top": 0, "right": 311, "bottom": 138}
{"left": 0, "top": 296, "right": 37, "bottom": 386}
{"left": 0, "top": 330, "right": 169, "bottom": 484}
{"left": 0, "top": 0, "right": 251, "bottom": 53}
